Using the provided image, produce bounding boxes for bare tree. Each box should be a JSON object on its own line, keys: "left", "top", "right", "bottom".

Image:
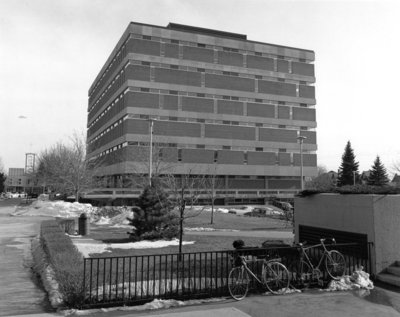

{"left": 37, "top": 132, "right": 98, "bottom": 201}
{"left": 160, "top": 169, "right": 210, "bottom": 260}
{"left": 203, "top": 165, "right": 225, "bottom": 224}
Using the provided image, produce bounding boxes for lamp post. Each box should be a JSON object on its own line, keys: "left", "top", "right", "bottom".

{"left": 148, "top": 118, "right": 157, "bottom": 187}
{"left": 297, "top": 136, "right": 307, "bottom": 191}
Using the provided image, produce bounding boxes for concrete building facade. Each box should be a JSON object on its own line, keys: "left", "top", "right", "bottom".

{"left": 86, "top": 22, "right": 317, "bottom": 203}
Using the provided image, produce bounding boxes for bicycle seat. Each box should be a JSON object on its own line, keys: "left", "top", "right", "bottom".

{"left": 320, "top": 238, "right": 326, "bottom": 243}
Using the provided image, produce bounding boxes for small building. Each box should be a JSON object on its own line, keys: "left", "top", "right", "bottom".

{"left": 294, "top": 193, "right": 400, "bottom": 282}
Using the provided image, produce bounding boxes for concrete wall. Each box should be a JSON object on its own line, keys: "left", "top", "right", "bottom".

{"left": 372, "top": 195, "right": 400, "bottom": 273}
{"left": 294, "top": 194, "right": 400, "bottom": 274}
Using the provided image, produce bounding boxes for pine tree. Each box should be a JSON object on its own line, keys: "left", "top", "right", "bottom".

{"left": 368, "top": 156, "right": 389, "bottom": 186}
{"left": 337, "top": 141, "right": 360, "bottom": 187}
{"left": 128, "top": 183, "right": 178, "bottom": 241}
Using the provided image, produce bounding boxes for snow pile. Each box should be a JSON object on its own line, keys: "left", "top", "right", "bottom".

{"left": 326, "top": 268, "right": 374, "bottom": 292}
{"left": 72, "top": 238, "right": 195, "bottom": 257}
{"left": 13, "top": 200, "right": 97, "bottom": 218}
{"left": 91, "top": 207, "right": 133, "bottom": 227}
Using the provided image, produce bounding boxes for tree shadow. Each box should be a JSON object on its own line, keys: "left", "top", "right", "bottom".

{"left": 101, "top": 237, "right": 133, "bottom": 243}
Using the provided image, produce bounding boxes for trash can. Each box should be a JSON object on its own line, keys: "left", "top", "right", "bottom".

{"left": 78, "top": 213, "right": 90, "bottom": 236}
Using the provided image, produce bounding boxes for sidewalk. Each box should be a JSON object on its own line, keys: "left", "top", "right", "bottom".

{"left": 13, "top": 287, "right": 400, "bottom": 317}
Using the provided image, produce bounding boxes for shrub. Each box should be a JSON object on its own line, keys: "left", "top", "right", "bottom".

{"left": 40, "top": 220, "right": 86, "bottom": 308}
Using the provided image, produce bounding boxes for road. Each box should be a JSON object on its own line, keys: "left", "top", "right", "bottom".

{"left": 0, "top": 198, "right": 53, "bottom": 316}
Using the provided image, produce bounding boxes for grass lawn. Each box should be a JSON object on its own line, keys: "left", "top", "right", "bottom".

{"left": 184, "top": 210, "right": 289, "bottom": 230}
{"left": 82, "top": 211, "right": 293, "bottom": 258}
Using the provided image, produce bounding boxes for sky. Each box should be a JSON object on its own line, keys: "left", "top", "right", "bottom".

{"left": 1, "top": 0, "right": 400, "bottom": 175}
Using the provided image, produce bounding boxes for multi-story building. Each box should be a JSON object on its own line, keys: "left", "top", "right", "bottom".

{"left": 86, "top": 22, "right": 317, "bottom": 204}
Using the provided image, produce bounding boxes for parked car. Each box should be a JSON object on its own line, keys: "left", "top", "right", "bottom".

{"left": 228, "top": 206, "right": 254, "bottom": 215}
{"left": 244, "top": 207, "right": 268, "bottom": 217}
{"left": 271, "top": 200, "right": 293, "bottom": 211}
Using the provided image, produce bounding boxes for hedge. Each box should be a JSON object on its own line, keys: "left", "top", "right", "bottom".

{"left": 40, "top": 220, "right": 86, "bottom": 308}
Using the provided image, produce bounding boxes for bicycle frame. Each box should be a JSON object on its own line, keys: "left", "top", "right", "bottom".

{"left": 299, "top": 239, "right": 335, "bottom": 273}
{"left": 237, "top": 256, "right": 280, "bottom": 285}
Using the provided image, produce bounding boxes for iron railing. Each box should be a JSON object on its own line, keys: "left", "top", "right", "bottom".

{"left": 82, "top": 242, "right": 372, "bottom": 308}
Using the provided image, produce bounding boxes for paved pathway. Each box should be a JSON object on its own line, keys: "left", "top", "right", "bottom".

{"left": 0, "top": 199, "right": 52, "bottom": 316}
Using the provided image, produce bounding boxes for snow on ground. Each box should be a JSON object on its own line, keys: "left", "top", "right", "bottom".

{"left": 72, "top": 238, "right": 195, "bottom": 257}
{"left": 62, "top": 297, "right": 225, "bottom": 316}
{"left": 325, "top": 269, "right": 374, "bottom": 292}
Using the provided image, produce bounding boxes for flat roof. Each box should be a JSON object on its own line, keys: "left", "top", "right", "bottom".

{"left": 129, "top": 21, "right": 314, "bottom": 53}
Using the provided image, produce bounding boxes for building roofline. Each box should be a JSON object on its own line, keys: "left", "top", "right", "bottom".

{"left": 130, "top": 21, "right": 315, "bottom": 54}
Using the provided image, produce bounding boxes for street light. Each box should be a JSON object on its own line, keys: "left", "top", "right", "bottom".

{"left": 148, "top": 118, "right": 157, "bottom": 187}
{"left": 297, "top": 135, "right": 307, "bottom": 191}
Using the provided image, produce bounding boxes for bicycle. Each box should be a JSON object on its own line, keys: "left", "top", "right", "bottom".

{"left": 290, "top": 238, "right": 346, "bottom": 286}
{"left": 228, "top": 254, "right": 290, "bottom": 300}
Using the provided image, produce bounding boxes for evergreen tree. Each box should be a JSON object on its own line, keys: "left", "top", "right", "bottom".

{"left": 0, "top": 172, "right": 6, "bottom": 193}
{"left": 368, "top": 156, "right": 389, "bottom": 186}
{"left": 128, "top": 183, "right": 178, "bottom": 241}
{"left": 337, "top": 141, "right": 360, "bottom": 186}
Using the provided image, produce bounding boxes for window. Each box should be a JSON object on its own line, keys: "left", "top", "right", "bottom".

{"left": 196, "top": 144, "right": 205, "bottom": 149}
{"left": 255, "top": 99, "right": 262, "bottom": 103}
{"left": 169, "top": 116, "right": 178, "bottom": 121}
{"left": 141, "top": 61, "right": 150, "bottom": 66}
{"left": 196, "top": 118, "right": 205, "bottom": 123}
{"left": 255, "top": 123, "right": 263, "bottom": 127}
{"left": 256, "top": 147, "right": 263, "bottom": 152}
{"left": 214, "top": 151, "right": 218, "bottom": 163}
{"left": 279, "top": 148, "right": 286, "bottom": 152}
{"left": 197, "top": 93, "right": 205, "bottom": 97}
{"left": 140, "top": 87, "right": 150, "bottom": 92}
{"left": 170, "top": 65, "right": 179, "bottom": 69}
{"left": 278, "top": 125, "right": 286, "bottom": 128}
{"left": 169, "top": 90, "right": 178, "bottom": 95}
{"left": 171, "top": 39, "right": 179, "bottom": 44}
{"left": 142, "top": 35, "right": 152, "bottom": 40}
{"left": 223, "top": 146, "right": 231, "bottom": 150}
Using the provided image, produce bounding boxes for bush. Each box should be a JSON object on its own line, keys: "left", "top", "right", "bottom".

{"left": 40, "top": 220, "right": 86, "bottom": 308}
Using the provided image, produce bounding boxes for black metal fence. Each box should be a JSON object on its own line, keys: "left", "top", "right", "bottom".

{"left": 82, "top": 242, "right": 372, "bottom": 308}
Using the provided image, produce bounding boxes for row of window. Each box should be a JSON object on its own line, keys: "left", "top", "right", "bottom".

{"left": 88, "top": 112, "right": 312, "bottom": 148}
{"left": 93, "top": 140, "right": 314, "bottom": 160}
{"left": 89, "top": 81, "right": 313, "bottom": 131}
{"left": 89, "top": 57, "right": 314, "bottom": 112}
{"left": 132, "top": 60, "right": 306, "bottom": 84}
{"left": 133, "top": 34, "right": 310, "bottom": 63}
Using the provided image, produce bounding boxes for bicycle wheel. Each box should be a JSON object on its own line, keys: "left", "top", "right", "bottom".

{"left": 263, "top": 262, "right": 290, "bottom": 295}
{"left": 325, "top": 250, "right": 346, "bottom": 279}
{"left": 228, "top": 266, "right": 250, "bottom": 300}
{"left": 289, "top": 260, "right": 312, "bottom": 288}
